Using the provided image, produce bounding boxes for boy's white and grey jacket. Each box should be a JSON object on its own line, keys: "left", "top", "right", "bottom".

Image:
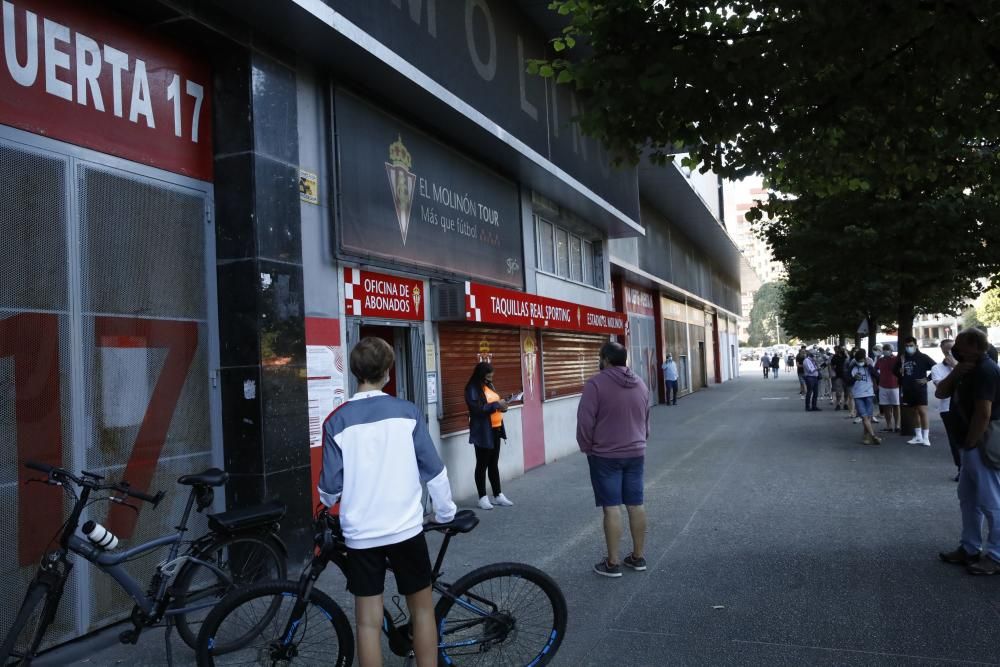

{"left": 318, "top": 391, "right": 457, "bottom": 550}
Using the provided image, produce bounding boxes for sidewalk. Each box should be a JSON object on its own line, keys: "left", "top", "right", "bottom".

{"left": 85, "top": 369, "right": 998, "bottom": 665}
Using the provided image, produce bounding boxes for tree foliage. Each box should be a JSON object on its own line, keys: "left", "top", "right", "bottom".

{"left": 978, "top": 288, "right": 1000, "bottom": 327}
{"left": 533, "top": 1, "right": 1000, "bottom": 340}
{"left": 747, "top": 281, "right": 785, "bottom": 346}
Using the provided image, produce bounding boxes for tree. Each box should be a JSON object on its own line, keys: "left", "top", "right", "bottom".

{"left": 978, "top": 288, "right": 1000, "bottom": 327}
{"left": 532, "top": 1, "right": 1000, "bottom": 339}
{"left": 747, "top": 281, "right": 785, "bottom": 347}
{"left": 962, "top": 306, "right": 984, "bottom": 330}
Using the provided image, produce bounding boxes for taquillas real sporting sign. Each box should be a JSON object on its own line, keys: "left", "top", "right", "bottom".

{"left": 465, "top": 282, "right": 626, "bottom": 336}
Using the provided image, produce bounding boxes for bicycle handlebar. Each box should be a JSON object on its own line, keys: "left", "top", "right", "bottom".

{"left": 24, "top": 460, "right": 163, "bottom": 508}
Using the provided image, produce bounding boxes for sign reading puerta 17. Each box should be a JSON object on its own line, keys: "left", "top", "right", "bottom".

{"left": 336, "top": 90, "right": 523, "bottom": 290}
{"left": 0, "top": 0, "right": 212, "bottom": 180}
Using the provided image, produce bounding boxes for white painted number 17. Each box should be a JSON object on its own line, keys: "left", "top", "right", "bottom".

{"left": 166, "top": 74, "right": 204, "bottom": 143}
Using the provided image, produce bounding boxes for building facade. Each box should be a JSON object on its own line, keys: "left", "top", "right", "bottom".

{"left": 0, "top": 0, "right": 740, "bottom": 645}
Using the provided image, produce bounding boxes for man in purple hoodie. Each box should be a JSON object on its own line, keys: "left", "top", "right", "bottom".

{"left": 577, "top": 341, "right": 650, "bottom": 578}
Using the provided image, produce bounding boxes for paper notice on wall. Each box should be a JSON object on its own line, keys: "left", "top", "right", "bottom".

{"left": 307, "top": 345, "right": 345, "bottom": 447}
{"left": 426, "top": 372, "right": 438, "bottom": 403}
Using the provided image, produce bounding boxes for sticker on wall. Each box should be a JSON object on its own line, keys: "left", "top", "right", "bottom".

{"left": 299, "top": 169, "right": 319, "bottom": 204}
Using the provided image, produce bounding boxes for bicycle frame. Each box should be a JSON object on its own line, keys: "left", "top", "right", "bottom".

{"left": 43, "top": 473, "right": 229, "bottom": 622}
{"left": 291, "top": 521, "right": 499, "bottom": 658}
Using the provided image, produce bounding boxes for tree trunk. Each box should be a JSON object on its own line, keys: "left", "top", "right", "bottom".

{"left": 898, "top": 302, "right": 917, "bottom": 436}
{"left": 867, "top": 315, "right": 878, "bottom": 353}
{"left": 839, "top": 334, "right": 846, "bottom": 348}
{"left": 897, "top": 303, "right": 914, "bottom": 349}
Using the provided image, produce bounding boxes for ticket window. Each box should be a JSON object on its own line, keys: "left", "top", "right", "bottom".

{"left": 348, "top": 320, "right": 427, "bottom": 416}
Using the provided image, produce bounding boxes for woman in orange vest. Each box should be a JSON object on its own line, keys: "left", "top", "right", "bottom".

{"left": 465, "top": 362, "right": 513, "bottom": 510}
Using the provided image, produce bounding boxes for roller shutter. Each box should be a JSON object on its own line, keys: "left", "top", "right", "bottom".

{"left": 541, "top": 332, "right": 607, "bottom": 400}
{"left": 438, "top": 324, "right": 522, "bottom": 434}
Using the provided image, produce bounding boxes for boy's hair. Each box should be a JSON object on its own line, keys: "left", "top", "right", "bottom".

{"left": 350, "top": 337, "right": 395, "bottom": 384}
{"left": 600, "top": 341, "right": 628, "bottom": 367}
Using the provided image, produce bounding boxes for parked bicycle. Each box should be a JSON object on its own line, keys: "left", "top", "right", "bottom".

{"left": 196, "top": 507, "right": 567, "bottom": 666}
{"left": 1, "top": 460, "right": 288, "bottom": 665}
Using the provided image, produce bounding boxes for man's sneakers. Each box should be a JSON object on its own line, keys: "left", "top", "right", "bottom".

{"left": 853, "top": 417, "right": 863, "bottom": 424}
{"left": 939, "top": 546, "right": 980, "bottom": 566}
{"left": 968, "top": 554, "right": 1000, "bottom": 575}
{"left": 907, "top": 434, "right": 927, "bottom": 446}
{"left": 862, "top": 434, "right": 882, "bottom": 446}
{"left": 491, "top": 493, "right": 514, "bottom": 507}
{"left": 623, "top": 554, "right": 647, "bottom": 571}
{"left": 477, "top": 496, "right": 494, "bottom": 510}
{"left": 593, "top": 559, "right": 623, "bottom": 578}
{"left": 594, "top": 554, "right": 647, "bottom": 577}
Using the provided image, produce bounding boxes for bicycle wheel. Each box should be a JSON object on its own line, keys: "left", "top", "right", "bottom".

{"left": 434, "top": 562, "right": 567, "bottom": 666}
{"left": 173, "top": 533, "right": 286, "bottom": 651}
{"left": 0, "top": 582, "right": 54, "bottom": 665}
{"left": 195, "top": 580, "right": 354, "bottom": 667}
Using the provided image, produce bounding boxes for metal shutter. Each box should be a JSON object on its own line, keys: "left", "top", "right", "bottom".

{"left": 540, "top": 332, "right": 607, "bottom": 400}
{"left": 438, "top": 324, "right": 521, "bottom": 434}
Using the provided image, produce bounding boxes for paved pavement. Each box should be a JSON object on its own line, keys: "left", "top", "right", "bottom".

{"left": 83, "top": 366, "right": 999, "bottom": 665}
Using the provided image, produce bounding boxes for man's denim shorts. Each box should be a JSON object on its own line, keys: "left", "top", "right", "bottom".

{"left": 854, "top": 396, "right": 875, "bottom": 418}
{"left": 587, "top": 455, "right": 645, "bottom": 507}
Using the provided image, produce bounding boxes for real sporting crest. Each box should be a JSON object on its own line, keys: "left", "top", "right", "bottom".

{"left": 385, "top": 135, "right": 416, "bottom": 245}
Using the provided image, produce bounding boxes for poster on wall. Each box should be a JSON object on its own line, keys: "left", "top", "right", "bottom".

{"left": 305, "top": 318, "right": 345, "bottom": 447}
{"left": 336, "top": 90, "right": 524, "bottom": 289}
{"left": 306, "top": 345, "right": 345, "bottom": 447}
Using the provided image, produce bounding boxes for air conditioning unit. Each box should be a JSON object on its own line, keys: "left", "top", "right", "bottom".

{"left": 432, "top": 282, "right": 466, "bottom": 321}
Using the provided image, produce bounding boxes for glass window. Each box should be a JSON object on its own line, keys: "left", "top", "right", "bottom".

{"left": 537, "top": 219, "right": 554, "bottom": 273}
{"left": 555, "top": 228, "right": 569, "bottom": 277}
{"left": 591, "top": 241, "right": 605, "bottom": 289}
{"left": 582, "top": 241, "right": 593, "bottom": 285}
{"left": 569, "top": 235, "right": 582, "bottom": 282}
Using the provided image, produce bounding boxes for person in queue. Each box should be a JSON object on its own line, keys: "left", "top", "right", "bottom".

{"left": 465, "top": 362, "right": 514, "bottom": 510}
{"left": 936, "top": 329, "right": 1000, "bottom": 575}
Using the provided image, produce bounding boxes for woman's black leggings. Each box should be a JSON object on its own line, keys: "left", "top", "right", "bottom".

{"left": 474, "top": 430, "right": 502, "bottom": 498}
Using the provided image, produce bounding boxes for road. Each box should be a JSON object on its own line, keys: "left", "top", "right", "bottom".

{"left": 84, "top": 366, "right": 998, "bottom": 665}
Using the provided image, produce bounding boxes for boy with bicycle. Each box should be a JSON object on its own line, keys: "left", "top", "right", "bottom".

{"left": 318, "top": 337, "right": 457, "bottom": 667}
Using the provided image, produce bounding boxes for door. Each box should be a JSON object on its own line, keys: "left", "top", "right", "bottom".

{"left": 359, "top": 325, "right": 399, "bottom": 396}
{"left": 0, "top": 129, "right": 216, "bottom": 643}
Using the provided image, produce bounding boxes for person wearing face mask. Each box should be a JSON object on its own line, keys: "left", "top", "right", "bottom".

{"left": 935, "top": 328, "right": 1000, "bottom": 575}
{"left": 847, "top": 349, "right": 881, "bottom": 444}
{"left": 874, "top": 344, "right": 901, "bottom": 433}
{"left": 465, "top": 361, "right": 513, "bottom": 510}
{"left": 662, "top": 354, "right": 679, "bottom": 405}
{"left": 931, "top": 339, "right": 962, "bottom": 481}
{"left": 894, "top": 335, "right": 937, "bottom": 446}
{"left": 830, "top": 346, "right": 849, "bottom": 410}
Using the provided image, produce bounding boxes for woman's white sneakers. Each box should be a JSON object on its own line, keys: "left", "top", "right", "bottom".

{"left": 477, "top": 494, "right": 513, "bottom": 510}
{"left": 491, "top": 493, "right": 514, "bottom": 507}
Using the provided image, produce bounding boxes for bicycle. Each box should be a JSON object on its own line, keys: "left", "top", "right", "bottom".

{"left": 196, "top": 508, "right": 567, "bottom": 666}
{"left": 1, "top": 460, "right": 288, "bottom": 665}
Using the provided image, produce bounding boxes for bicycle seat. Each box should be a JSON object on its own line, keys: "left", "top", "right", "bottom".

{"left": 425, "top": 509, "right": 479, "bottom": 534}
{"left": 209, "top": 500, "right": 286, "bottom": 533}
{"left": 178, "top": 468, "right": 229, "bottom": 487}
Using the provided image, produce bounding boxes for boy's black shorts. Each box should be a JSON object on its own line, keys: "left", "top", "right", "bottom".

{"left": 345, "top": 532, "right": 432, "bottom": 597}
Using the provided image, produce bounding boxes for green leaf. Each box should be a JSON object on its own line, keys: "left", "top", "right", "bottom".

{"left": 557, "top": 70, "right": 574, "bottom": 84}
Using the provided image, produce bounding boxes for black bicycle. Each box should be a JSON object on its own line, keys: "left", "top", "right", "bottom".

{"left": 0, "top": 461, "right": 288, "bottom": 665}
{"left": 196, "top": 508, "right": 567, "bottom": 666}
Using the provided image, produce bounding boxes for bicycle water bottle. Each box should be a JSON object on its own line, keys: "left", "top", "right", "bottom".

{"left": 82, "top": 520, "right": 119, "bottom": 550}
